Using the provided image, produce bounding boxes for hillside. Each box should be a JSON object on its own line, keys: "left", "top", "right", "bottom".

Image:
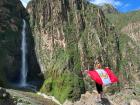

{"left": 106, "top": 10, "right": 140, "bottom": 29}
{"left": 106, "top": 10, "right": 140, "bottom": 85}
{"left": 27, "top": 0, "right": 120, "bottom": 103}
{"left": 99, "top": 4, "right": 119, "bottom": 14}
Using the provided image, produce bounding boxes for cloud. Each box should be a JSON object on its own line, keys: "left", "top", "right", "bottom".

{"left": 89, "top": 0, "right": 122, "bottom": 7}
{"left": 134, "top": 7, "right": 140, "bottom": 11}
{"left": 137, "top": 7, "right": 140, "bottom": 10}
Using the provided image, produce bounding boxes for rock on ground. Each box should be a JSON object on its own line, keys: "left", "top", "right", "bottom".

{"left": 0, "top": 87, "right": 15, "bottom": 105}
{"left": 63, "top": 88, "right": 140, "bottom": 105}
{"left": 130, "top": 100, "right": 140, "bottom": 105}
{"left": 63, "top": 91, "right": 112, "bottom": 105}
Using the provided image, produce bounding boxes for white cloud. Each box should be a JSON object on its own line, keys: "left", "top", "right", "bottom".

{"left": 89, "top": 0, "right": 122, "bottom": 7}
{"left": 20, "top": 0, "right": 31, "bottom": 7}
{"left": 135, "top": 7, "right": 140, "bottom": 11}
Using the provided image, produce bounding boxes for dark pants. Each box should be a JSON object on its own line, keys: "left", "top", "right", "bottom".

{"left": 95, "top": 82, "right": 103, "bottom": 94}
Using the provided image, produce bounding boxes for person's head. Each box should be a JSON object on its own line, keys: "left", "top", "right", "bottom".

{"left": 95, "top": 63, "right": 102, "bottom": 69}
{"left": 94, "top": 56, "right": 102, "bottom": 69}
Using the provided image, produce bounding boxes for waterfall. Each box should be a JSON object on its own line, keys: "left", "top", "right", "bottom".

{"left": 20, "top": 19, "right": 28, "bottom": 86}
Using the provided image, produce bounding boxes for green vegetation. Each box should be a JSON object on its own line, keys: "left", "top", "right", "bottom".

{"left": 41, "top": 71, "right": 84, "bottom": 103}
{"left": 39, "top": 40, "right": 84, "bottom": 103}
{"left": 106, "top": 10, "right": 140, "bottom": 29}
{"left": 105, "top": 10, "right": 140, "bottom": 86}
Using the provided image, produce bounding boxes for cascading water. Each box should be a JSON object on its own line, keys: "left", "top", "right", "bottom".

{"left": 20, "top": 19, "right": 28, "bottom": 86}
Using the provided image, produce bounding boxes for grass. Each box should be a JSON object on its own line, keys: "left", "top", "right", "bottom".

{"left": 40, "top": 71, "right": 83, "bottom": 103}
{"left": 106, "top": 10, "right": 140, "bottom": 29}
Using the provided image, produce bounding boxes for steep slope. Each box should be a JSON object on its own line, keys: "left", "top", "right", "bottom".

{"left": 106, "top": 10, "right": 140, "bottom": 85}
{"left": 27, "top": 0, "right": 120, "bottom": 102}
{"left": 0, "top": 0, "right": 43, "bottom": 87}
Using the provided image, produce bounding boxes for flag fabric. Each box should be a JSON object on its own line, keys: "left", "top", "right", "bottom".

{"left": 87, "top": 67, "right": 118, "bottom": 86}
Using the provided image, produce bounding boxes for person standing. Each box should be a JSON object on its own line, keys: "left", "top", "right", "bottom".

{"left": 94, "top": 62, "right": 104, "bottom": 102}
{"left": 83, "top": 62, "right": 104, "bottom": 102}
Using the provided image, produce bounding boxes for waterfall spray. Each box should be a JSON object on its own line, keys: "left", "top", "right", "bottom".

{"left": 20, "top": 19, "right": 28, "bottom": 86}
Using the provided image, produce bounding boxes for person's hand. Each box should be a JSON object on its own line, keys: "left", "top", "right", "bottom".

{"left": 84, "top": 70, "right": 88, "bottom": 73}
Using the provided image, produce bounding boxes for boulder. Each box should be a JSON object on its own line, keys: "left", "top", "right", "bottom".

{"left": 0, "top": 87, "right": 15, "bottom": 105}
{"left": 130, "top": 100, "right": 140, "bottom": 105}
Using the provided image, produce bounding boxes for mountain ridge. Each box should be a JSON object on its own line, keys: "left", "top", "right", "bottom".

{"left": 99, "top": 4, "right": 119, "bottom": 14}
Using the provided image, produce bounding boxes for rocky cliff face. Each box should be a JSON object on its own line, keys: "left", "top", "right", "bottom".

{"left": 27, "top": 0, "right": 120, "bottom": 102}
{"left": 0, "top": 0, "right": 43, "bottom": 87}
{"left": 121, "top": 22, "right": 140, "bottom": 45}
{"left": 100, "top": 4, "right": 119, "bottom": 14}
{"left": 120, "top": 17, "right": 140, "bottom": 84}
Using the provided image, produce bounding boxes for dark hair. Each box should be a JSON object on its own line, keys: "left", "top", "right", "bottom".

{"left": 89, "top": 65, "right": 94, "bottom": 71}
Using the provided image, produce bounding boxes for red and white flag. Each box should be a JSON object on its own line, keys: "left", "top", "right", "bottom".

{"left": 87, "top": 67, "right": 118, "bottom": 86}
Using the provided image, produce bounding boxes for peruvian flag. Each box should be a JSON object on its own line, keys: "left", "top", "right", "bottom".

{"left": 87, "top": 67, "right": 118, "bottom": 86}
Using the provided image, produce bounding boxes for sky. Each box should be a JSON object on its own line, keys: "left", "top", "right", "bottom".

{"left": 20, "top": 0, "right": 31, "bottom": 7}
{"left": 20, "top": 0, "right": 140, "bottom": 13}
{"left": 89, "top": 0, "right": 140, "bottom": 13}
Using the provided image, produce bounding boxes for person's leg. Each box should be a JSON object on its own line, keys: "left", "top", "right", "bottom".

{"left": 95, "top": 82, "right": 103, "bottom": 100}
